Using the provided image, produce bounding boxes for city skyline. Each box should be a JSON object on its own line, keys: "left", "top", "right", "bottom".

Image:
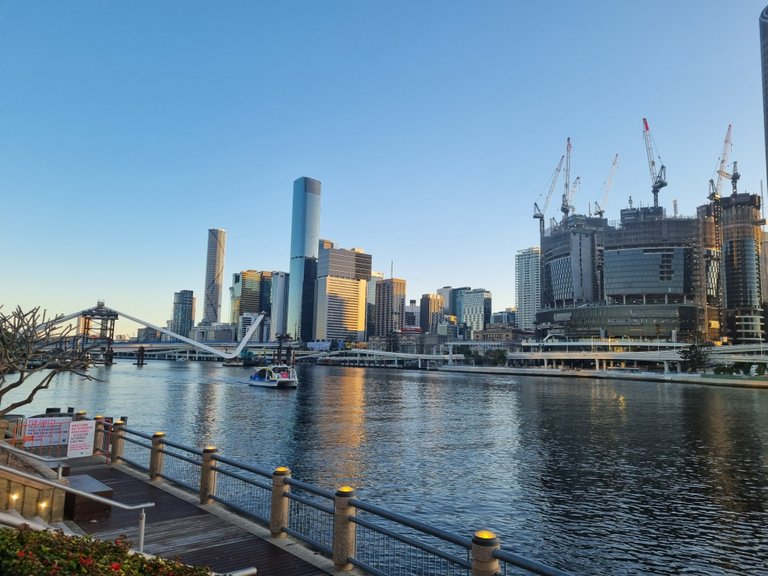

{"left": 2, "top": 2, "right": 766, "bottom": 334}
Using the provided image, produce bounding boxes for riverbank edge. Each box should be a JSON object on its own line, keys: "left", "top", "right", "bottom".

{"left": 436, "top": 365, "right": 768, "bottom": 389}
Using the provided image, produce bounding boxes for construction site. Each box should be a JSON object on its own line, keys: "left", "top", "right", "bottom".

{"left": 533, "top": 120, "right": 766, "bottom": 344}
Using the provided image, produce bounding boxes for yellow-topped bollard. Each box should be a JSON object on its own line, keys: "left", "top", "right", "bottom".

{"left": 270, "top": 466, "right": 291, "bottom": 537}
{"left": 471, "top": 529, "right": 501, "bottom": 576}
{"left": 333, "top": 485, "right": 357, "bottom": 571}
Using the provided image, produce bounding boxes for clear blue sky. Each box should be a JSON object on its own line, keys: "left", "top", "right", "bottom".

{"left": 2, "top": 1, "right": 767, "bottom": 335}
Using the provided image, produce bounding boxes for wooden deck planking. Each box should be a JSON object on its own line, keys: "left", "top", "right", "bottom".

{"left": 65, "top": 457, "right": 331, "bottom": 575}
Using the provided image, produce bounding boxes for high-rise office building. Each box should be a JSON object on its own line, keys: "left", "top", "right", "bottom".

{"left": 367, "top": 271, "right": 385, "bottom": 339}
{"left": 270, "top": 271, "right": 290, "bottom": 341}
{"left": 375, "top": 278, "right": 406, "bottom": 337}
{"left": 203, "top": 228, "right": 226, "bottom": 325}
{"left": 287, "top": 177, "right": 321, "bottom": 342}
{"left": 461, "top": 289, "right": 492, "bottom": 332}
{"left": 230, "top": 270, "right": 272, "bottom": 324}
{"left": 515, "top": 247, "right": 540, "bottom": 331}
{"left": 419, "top": 293, "right": 444, "bottom": 334}
{"left": 170, "top": 290, "right": 195, "bottom": 339}
{"left": 760, "top": 6, "right": 768, "bottom": 184}
{"left": 720, "top": 193, "right": 764, "bottom": 342}
{"left": 437, "top": 286, "right": 453, "bottom": 315}
{"left": 314, "top": 242, "right": 372, "bottom": 342}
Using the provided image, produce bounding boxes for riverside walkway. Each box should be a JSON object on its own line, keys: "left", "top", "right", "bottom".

{"left": 65, "top": 456, "right": 336, "bottom": 576}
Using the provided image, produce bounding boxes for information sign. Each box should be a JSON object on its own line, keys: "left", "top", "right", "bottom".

{"left": 67, "top": 420, "right": 96, "bottom": 458}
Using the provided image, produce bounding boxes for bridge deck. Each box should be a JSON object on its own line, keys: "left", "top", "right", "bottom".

{"left": 66, "top": 457, "right": 330, "bottom": 575}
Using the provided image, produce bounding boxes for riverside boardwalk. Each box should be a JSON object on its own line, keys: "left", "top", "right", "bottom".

{"left": 65, "top": 456, "right": 335, "bottom": 576}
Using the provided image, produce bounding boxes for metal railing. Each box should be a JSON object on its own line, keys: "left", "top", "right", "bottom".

{"left": 0, "top": 462, "right": 154, "bottom": 552}
{"left": 105, "top": 422, "right": 572, "bottom": 576}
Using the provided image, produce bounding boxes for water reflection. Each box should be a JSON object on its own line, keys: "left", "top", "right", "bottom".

{"left": 7, "top": 363, "right": 767, "bottom": 574}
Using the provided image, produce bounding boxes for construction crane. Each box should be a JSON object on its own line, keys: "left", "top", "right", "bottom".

{"left": 560, "top": 137, "right": 573, "bottom": 218}
{"left": 719, "top": 160, "right": 741, "bottom": 197}
{"left": 567, "top": 176, "right": 581, "bottom": 217}
{"left": 708, "top": 124, "right": 732, "bottom": 201}
{"left": 642, "top": 118, "right": 667, "bottom": 208}
{"left": 533, "top": 154, "right": 565, "bottom": 234}
{"left": 594, "top": 153, "right": 619, "bottom": 218}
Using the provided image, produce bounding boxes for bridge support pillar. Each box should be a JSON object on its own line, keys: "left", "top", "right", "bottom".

{"left": 471, "top": 530, "right": 500, "bottom": 576}
{"left": 333, "top": 485, "right": 356, "bottom": 571}
{"left": 270, "top": 466, "right": 291, "bottom": 537}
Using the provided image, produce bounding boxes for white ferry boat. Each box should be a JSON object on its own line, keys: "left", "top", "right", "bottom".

{"left": 248, "top": 365, "right": 298, "bottom": 389}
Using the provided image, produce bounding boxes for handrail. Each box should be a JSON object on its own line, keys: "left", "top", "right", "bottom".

{"left": 0, "top": 441, "right": 67, "bottom": 478}
{"left": 0, "top": 463, "right": 155, "bottom": 552}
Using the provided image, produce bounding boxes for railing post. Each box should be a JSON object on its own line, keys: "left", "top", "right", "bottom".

{"left": 270, "top": 466, "right": 291, "bottom": 537}
{"left": 75, "top": 410, "right": 87, "bottom": 421}
{"left": 333, "top": 485, "right": 356, "bottom": 571}
{"left": 93, "top": 416, "right": 105, "bottom": 455}
{"left": 110, "top": 421, "right": 125, "bottom": 464}
{"left": 471, "top": 530, "right": 501, "bottom": 576}
{"left": 199, "top": 445, "right": 218, "bottom": 504}
{"left": 149, "top": 432, "right": 166, "bottom": 481}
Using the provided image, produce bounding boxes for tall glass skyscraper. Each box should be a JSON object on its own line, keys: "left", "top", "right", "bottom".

{"left": 760, "top": 6, "right": 768, "bottom": 184}
{"left": 287, "top": 177, "right": 321, "bottom": 342}
{"left": 203, "top": 228, "right": 226, "bottom": 325}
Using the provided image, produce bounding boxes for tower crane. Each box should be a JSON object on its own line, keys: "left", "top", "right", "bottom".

{"left": 533, "top": 154, "right": 565, "bottom": 234}
{"left": 718, "top": 156, "right": 740, "bottom": 197}
{"left": 708, "top": 124, "right": 732, "bottom": 201}
{"left": 594, "top": 153, "right": 619, "bottom": 218}
{"left": 560, "top": 137, "right": 573, "bottom": 218}
{"left": 642, "top": 118, "right": 667, "bottom": 208}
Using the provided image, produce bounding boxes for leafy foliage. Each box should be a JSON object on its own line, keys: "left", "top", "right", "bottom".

{"left": 0, "top": 306, "right": 93, "bottom": 417}
{"left": 679, "top": 343, "right": 710, "bottom": 373}
{"left": 0, "top": 525, "right": 211, "bottom": 575}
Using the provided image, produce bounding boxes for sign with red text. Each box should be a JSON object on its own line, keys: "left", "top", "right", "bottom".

{"left": 23, "top": 417, "right": 70, "bottom": 447}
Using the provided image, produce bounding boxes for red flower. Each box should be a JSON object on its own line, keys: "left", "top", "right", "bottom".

{"left": 16, "top": 550, "right": 25, "bottom": 558}
{"left": 111, "top": 562, "right": 121, "bottom": 570}
{"left": 80, "top": 556, "right": 94, "bottom": 566}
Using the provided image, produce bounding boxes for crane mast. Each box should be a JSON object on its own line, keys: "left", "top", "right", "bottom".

{"left": 709, "top": 124, "right": 732, "bottom": 201}
{"left": 533, "top": 154, "right": 565, "bottom": 234}
{"left": 642, "top": 118, "right": 667, "bottom": 208}
{"left": 560, "top": 137, "right": 572, "bottom": 218}
{"left": 594, "top": 153, "right": 619, "bottom": 218}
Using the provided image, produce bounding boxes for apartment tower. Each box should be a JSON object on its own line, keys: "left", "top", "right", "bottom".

{"left": 203, "top": 228, "right": 226, "bottom": 325}
{"left": 515, "top": 247, "right": 540, "bottom": 331}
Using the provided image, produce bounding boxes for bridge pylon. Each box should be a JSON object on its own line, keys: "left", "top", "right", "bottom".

{"left": 77, "top": 301, "right": 118, "bottom": 365}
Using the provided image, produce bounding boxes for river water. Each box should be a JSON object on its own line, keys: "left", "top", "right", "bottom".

{"left": 9, "top": 362, "right": 768, "bottom": 575}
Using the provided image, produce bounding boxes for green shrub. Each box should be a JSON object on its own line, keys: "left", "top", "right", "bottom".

{"left": 0, "top": 525, "right": 211, "bottom": 575}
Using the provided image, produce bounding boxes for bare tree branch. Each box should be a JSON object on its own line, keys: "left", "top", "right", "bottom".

{"left": 0, "top": 306, "right": 95, "bottom": 417}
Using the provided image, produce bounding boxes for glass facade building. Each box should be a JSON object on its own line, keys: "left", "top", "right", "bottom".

{"left": 170, "top": 290, "right": 195, "bottom": 340}
{"left": 287, "top": 177, "right": 321, "bottom": 342}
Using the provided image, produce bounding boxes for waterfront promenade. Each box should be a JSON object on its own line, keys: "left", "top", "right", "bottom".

{"left": 5, "top": 362, "right": 766, "bottom": 574}
{"left": 66, "top": 456, "right": 336, "bottom": 575}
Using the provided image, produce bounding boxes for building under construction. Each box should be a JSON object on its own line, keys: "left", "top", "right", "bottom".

{"left": 534, "top": 124, "right": 765, "bottom": 344}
